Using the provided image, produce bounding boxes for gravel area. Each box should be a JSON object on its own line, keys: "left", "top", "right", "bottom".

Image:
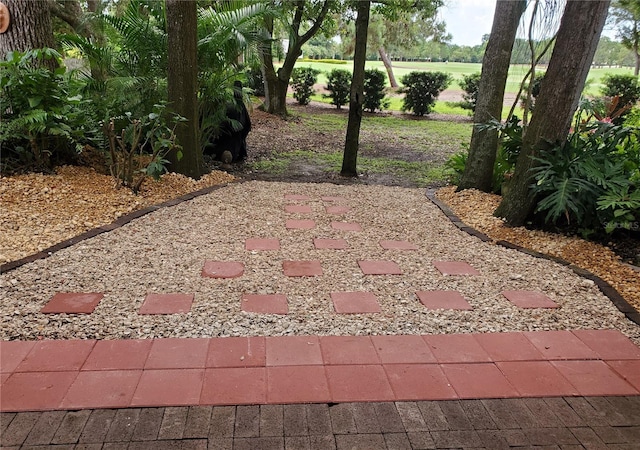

{"left": 1, "top": 180, "right": 639, "bottom": 344}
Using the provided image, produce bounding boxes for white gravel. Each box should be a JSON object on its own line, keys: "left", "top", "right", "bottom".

{"left": 1, "top": 181, "right": 639, "bottom": 344}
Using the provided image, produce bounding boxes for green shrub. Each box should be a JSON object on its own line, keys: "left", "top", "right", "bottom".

{"left": 531, "top": 116, "right": 640, "bottom": 235}
{"left": 363, "top": 69, "right": 390, "bottom": 113}
{"left": 601, "top": 74, "right": 640, "bottom": 123}
{"left": 0, "top": 48, "right": 99, "bottom": 173}
{"left": 291, "top": 67, "right": 320, "bottom": 105}
{"left": 400, "top": 71, "right": 452, "bottom": 116}
{"left": 325, "top": 68, "right": 351, "bottom": 109}
{"left": 246, "top": 65, "right": 265, "bottom": 97}
{"left": 459, "top": 72, "right": 481, "bottom": 111}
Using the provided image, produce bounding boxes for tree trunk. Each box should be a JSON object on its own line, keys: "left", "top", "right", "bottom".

{"left": 260, "top": 0, "right": 332, "bottom": 117}
{"left": 166, "top": 0, "right": 203, "bottom": 179}
{"left": 341, "top": 1, "right": 370, "bottom": 177}
{"left": 0, "top": 0, "right": 55, "bottom": 68}
{"left": 634, "top": 39, "right": 640, "bottom": 76}
{"left": 495, "top": 0, "right": 610, "bottom": 225}
{"left": 378, "top": 47, "right": 398, "bottom": 88}
{"left": 457, "top": 0, "right": 526, "bottom": 193}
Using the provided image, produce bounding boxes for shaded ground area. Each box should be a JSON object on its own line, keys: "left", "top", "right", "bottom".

{"left": 216, "top": 100, "right": 472, "bottom": 188}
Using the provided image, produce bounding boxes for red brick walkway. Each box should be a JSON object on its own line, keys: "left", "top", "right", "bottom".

{"left": 2, "top": 330, "right": 639, "bottom": 412}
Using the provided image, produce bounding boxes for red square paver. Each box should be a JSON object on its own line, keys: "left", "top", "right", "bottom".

{"left": 285, "top": 204, "right": 312, "bottom": 213}
{"left": 331, "top": 291, "right": 382, "bottom": 314}
{"left": 131, "top": 369, "right": 204, "bottom": 407}
{"left": 502, "top": 291, "right": 559, "bottom": 309}
{"left": 331, "top": 221, "right": 362, "bottom": 231}
{"left": 241, "top": 294, "right": 288, "bottom": 314}
{"left": 496, "top": 361, "right": 579, "bottom": 397}
{"left": 245, "top": 238, "right": 280, "bottom": 251}
{"left": 40, "top": 292, "right": 104, "bottom": 314}
{"left": 607, "top": 360, "right": 640, "bottom": 391}
{"left": 424, "top": 334, "right": 491, "bottom": 363}
{"left": 474, "top": 332, "right": 545, "bottom": 362}
{"left": 433, "top": 261, "right": 480, "bottom": 276}
{"left": 144, "top": 338, "right": 209, "bottom": 369}
{"left": 326, "top": 365, "right": 395, "bottom": 402}
{"left": 267, "top": 366, "right": 331, "bottom": 403}
{"left": 284, "top": 194, "right": 310, "bottom": 201}
{"left": 371, "top": 335, "right": 436, "bottom": 364}
{"left": 385, "top": 364, "right": 457, "bottom": 400}
{"left": 319, "top": 336, "right": 380, "bottom": 365}
{"left": 0, "top": 371, "right": 78, "bottom": 412}
{"left": 572, "top": 329, "right": 640, "bottom": 360}
{"left": 201, "top": 261, "right": 244, "bottom": 278}
{"left": 313, "top": 238, "right": 348, "bottom": 249}
{"left": 286, "top": 219, "right": 316, "bottom": 229}
{"left": 266, "top": 336, "right": 323, "bottom": 366}
{"left": 60, "top": 370, "right": 141, "bottom": 409}
{"left": 325, "top": 205, "right": 351, "bottom": 214}
{"left": 523, "top": 330, "right": 599, "bottom": 360}
{"left": 16, "top": 340, "right": 96, "bottom": 372}
{"left": 441, "top": 363, "right": 518, "bottom": 399}
{"left": 379, "top": 240, "right": 418, "bottom": 250}
{"left": 416, "top": 290, "right": 473, "bottom": 311}
{"left": 201, "top": 367, "right": 266, "bottom": 405}
{"left": 551, "top": 360, "right": 639, "bottom": 396}
{"left": 358, "top": 260, "right": 402, "bottom": 275}
{"left": 0, "top": 341, "right": 35, "bottom": 373}
{"left": 139, "top": 293, "right": 194, "bottom": 315}
{"left": 322, "top": 196, "right": 347, "bottom": 202}
{"left": 82, "top": 339, "right": 152, "bottom": 370}
{"left": 207, "top": 336, "right": 266, "bottom": 368}
{"left": 283, "top": 260, "right": 323, "bottom": 277}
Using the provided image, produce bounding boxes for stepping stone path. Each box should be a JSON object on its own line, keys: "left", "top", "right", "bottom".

{"left": 8, "top": 191, "right": 639, "bottom": 412}
{"left": 39, "top": 193, "right": 574, "bottom": 316}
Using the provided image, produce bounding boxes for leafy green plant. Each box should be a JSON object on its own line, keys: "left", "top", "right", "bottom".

{"left": 106, "top": 103, "right": 184, "bottom": 193}
{"left": 291, "top": 67, "right": 320, "bottom": 105}
{"left": 400, "top": 71, "right": 452, "bottom": 116}
{"left": 363, "top": 68, "right": 390, "bottom": 113}
{"left": 531, "top": 119, "right": 640, "bottom": 234}
{"left": 459, "top": 72, "right": 481, "bottom": 111}
{"left": 0, "top": 48, "right": 98, "bottom": 173}
{"left": 325, "top": 68, "right": 351, "bottom": 109}
{"left": 602, "top": 74, "right": 640, "bottom": 106}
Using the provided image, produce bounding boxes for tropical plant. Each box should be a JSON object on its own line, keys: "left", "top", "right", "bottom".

{"left": 106, "top": 103, "right": 184, "bottom": 193}
{"left": 601, "top": 73, "right": 640, "bottom": 123}
{"left": 531, "top": 113, "right": 640, "bottom": 234}
{"left": 400, "top": 71, "right": 451, "bottom": 116}
{"left": 0, "top": 48, "right": 98, "bottom": 173}
{"left": 325, "top": 68, "right": 351, "bottom": 109}
{"left": 363, "top": 68, "right": 390, "bottom": 113}
{"left": 291, "top": 67, "right": 320, "bottom": 105}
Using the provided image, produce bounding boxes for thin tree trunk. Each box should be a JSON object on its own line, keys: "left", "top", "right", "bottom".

{"left": 0, "top": 0, "right": 55, "bottom": 69}
{"left": 457, "top": 0, "right": 526, "bottom": 193}
{"left": 166, "top": 0, "right": 203, "bottom": 179}
{"left": 378, "top": 47, "right": 398, "bottom": 88}
{"left": 495, "top": 0, "right": 610, "bottom": 226}
{"left": 341, "top": 1, "right": 370, "bottom": 177}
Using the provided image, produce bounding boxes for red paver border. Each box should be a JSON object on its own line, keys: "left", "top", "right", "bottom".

{"left": 2, "top": 330, "right": 639, "bottom": 412}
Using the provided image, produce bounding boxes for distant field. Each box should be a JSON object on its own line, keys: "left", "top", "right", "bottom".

{"left": 291, "top": 60, "right": 635, "bottom": 95}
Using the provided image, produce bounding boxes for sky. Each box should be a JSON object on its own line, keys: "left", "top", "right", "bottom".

{"left": 439, "top": 0, "right": 496, "bottom": 46}
{"left": 439, "top": 0, "right": 618, "bottom": 47}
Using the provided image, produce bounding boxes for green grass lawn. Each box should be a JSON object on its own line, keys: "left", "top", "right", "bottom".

{"left": 289, "top": 60, "right": 635, "bottom": 95}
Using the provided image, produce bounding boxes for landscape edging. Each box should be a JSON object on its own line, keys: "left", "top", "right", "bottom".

{"left": 425, "top": 188, "right": 640, "bottom": 327}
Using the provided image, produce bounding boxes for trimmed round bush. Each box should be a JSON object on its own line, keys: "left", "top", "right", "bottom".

{"left": 363, "top": 68, "right": 390, "bottom": 113}
{"left": 292, "top": 67, "right": 320, "bottom": 105}
{"left": 400, "top": 71, "right": 452, "bottom": 116}
{"left": 325, "top": 68, "right": 351, "bottom": 109}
